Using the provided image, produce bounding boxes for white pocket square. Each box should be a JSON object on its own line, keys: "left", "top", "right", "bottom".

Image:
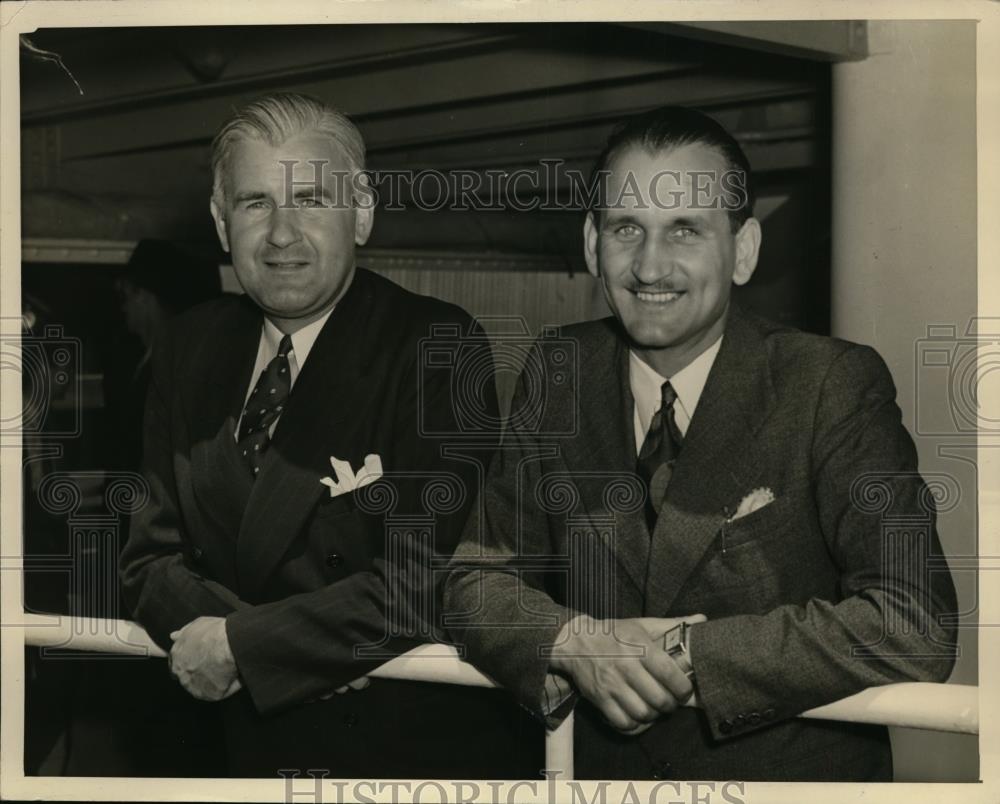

{"left": 729, "top": 487, "right": 775, "bottom": 521}
{"left": 320, "top": 454, "right": 383, "bottom": 498}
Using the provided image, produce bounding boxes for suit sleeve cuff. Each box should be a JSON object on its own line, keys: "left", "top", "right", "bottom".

{"left": 224, "top": 608, "right": 288, "bottom": 715}
{"left": 687, "top": 619, "right": 784, "bottom": 741}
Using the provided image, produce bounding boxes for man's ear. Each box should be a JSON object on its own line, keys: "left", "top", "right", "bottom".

{"left": 353, "top": 171, "right": 375, "bottom": 246}
{"left": 583, "top": 211, "right": 600, "bottom": 278}
{"left": 732, "top": 217, "right": 762, "bottom": 286}
{"left": 210, "top": 198, "right": 230, "bottom": 253}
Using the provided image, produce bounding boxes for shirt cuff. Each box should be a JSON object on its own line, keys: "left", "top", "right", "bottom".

{"left": 541, "top": 671, "right": 577, "bottom": 727}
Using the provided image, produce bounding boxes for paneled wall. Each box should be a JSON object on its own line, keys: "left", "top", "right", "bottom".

{"left": 366, "top": 262, "right": 606, "bottom": 415}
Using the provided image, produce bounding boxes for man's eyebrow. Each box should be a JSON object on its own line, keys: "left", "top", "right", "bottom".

{"left": 232, "top": 190, "right": 268, "bottom": 203}
{"left": 601, "top": 212, "right": 642, "bottom": 227}
{"left": 600, "top": 211, "right": 713, "bottom": 231}
{"left": 291, "top": 186, "right": 330, "bottom": 199}
{"left": 670, "top": 215, "right": 708, "bottom": 228}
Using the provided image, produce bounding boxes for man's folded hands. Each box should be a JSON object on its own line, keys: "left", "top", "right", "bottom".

{"left": 549, "top": 613, "right": 706, "bottom": 735}
{"left": 169, "top": 616, "right": 242, "bottom": 701}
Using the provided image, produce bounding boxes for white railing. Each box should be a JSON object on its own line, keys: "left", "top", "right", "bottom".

{"left": 20, "top": 613, "right": 978, "bottom": 780}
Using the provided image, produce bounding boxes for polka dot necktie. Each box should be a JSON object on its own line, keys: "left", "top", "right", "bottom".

{"left": 637, "top": 380, "right": 684, "bottom": 530}
{"left": 237, "top": 334, "right": 293, "bottom": 478}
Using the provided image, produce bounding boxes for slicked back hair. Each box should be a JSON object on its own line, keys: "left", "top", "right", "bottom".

{"left": 211, "top": 92, "right": 365, "bottom": 206}
{"left": 589, "top": 106, "right": 755, "bottom": 232}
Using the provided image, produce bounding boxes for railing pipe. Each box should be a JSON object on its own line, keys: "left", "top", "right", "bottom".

{"left": 19, "top": 611, "right": 978, "bottom": 782}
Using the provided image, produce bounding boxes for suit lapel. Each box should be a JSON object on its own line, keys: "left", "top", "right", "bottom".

{"left": 236, "top": 270, "right": 374, "bottom": 598}
{"left": 561, "top": 321, "right": 651, "bottom": 594}
{"left": 643, "top": 305, "right": 777, "bottom": 615}
{"left": 188, "top": 296, "right": 261, "bottom": 539}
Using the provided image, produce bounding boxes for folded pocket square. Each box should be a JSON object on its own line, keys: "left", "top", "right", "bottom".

{"left": 729, "top": 487, "right": 775, "bottom": 521}
{"left": 320, "top": 454, "right": 383, "bottom": 498}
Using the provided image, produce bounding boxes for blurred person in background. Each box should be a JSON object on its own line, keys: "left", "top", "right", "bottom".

{"left": 51, "top": 241, "right": 226, "bottom": 776}
{"left": 106, "top": 239, "right": 222, "bottom": 470}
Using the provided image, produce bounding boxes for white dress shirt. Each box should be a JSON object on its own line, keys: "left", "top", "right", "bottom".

{"left": 235, "top": 307, "right": 334, "bottom": 440}
{"left": 542, "top": 336, "right": 723, "bottom": 717}
{"left": 629, "top": 336, "right": 723, "bottom": 452}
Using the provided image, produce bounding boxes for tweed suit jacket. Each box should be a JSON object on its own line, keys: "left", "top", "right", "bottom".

{"left": 119, "top": 268, "right": 541, "bottom": 778}
{"left": 444, "top": 303, "right": 957, "bottom": 781}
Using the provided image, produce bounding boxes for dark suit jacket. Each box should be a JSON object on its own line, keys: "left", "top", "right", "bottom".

{"left": 120, "top": 268, "right": 541, "bottom": 778}
{"left": 444, "top": 304, "right": 958, "bottom": 781}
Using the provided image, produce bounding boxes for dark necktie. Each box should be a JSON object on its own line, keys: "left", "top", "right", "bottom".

{"left": 637, "top": 380, "right": 683, "bottom": 529}
{"left": 237, "top": 334, "right": 293, "bottom": 478}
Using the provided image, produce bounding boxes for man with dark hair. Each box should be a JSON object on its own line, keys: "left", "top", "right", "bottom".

{"left": 120, "top": 92, "right": 539, "bottom": 778}
{"left": 444, "top": 105, "right": 957, "bottom": 781}
{"left": 589, "top": 105, "right": 756, "bottom": 232}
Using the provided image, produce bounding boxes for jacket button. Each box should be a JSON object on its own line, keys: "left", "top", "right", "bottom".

{"left": 763, "top": 707, "right": 776, "bottom": 721}
{"left": 343, "top": 712, "right": 358, "bottom": 728}
{"left": 733, "top": 714, "right": 746, "bottom": 729}
{"left": 719, "top": 719, "right": 733, "bottom": 734}
{"left": 191, "top": 547, "right": 204, "bottom": 562}
{"left": 325, "top": 553, "right": 343, "bottom": 568}
{"left": 748, "top": 712, "right": 761, "bottom": 726}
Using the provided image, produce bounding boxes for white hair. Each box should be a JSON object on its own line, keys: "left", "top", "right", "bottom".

{"left": 210, "top": 92, "right": 366, "bottom": 205}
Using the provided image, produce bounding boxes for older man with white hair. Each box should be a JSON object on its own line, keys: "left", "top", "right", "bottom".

{"left": 120, "top": 92, "right": 540, "bottom": 778}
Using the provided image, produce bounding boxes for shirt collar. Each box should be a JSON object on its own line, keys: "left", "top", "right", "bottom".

{"left": 629, "top": 335, "right": 723, "bottom": 424}
{"left": 261, "top": 306, "right": 335, "bottom": 369}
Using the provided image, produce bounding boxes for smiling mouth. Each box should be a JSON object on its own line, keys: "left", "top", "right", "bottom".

{"left": 633, "top": 290, "right": 685, "bottom": 303}
{"left": 265, "top": 260, "right": 309, "bottom": 269}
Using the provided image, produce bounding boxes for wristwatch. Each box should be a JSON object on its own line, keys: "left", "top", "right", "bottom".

{"left": 662, "top": 621, "right": 695, "bottom": 678}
